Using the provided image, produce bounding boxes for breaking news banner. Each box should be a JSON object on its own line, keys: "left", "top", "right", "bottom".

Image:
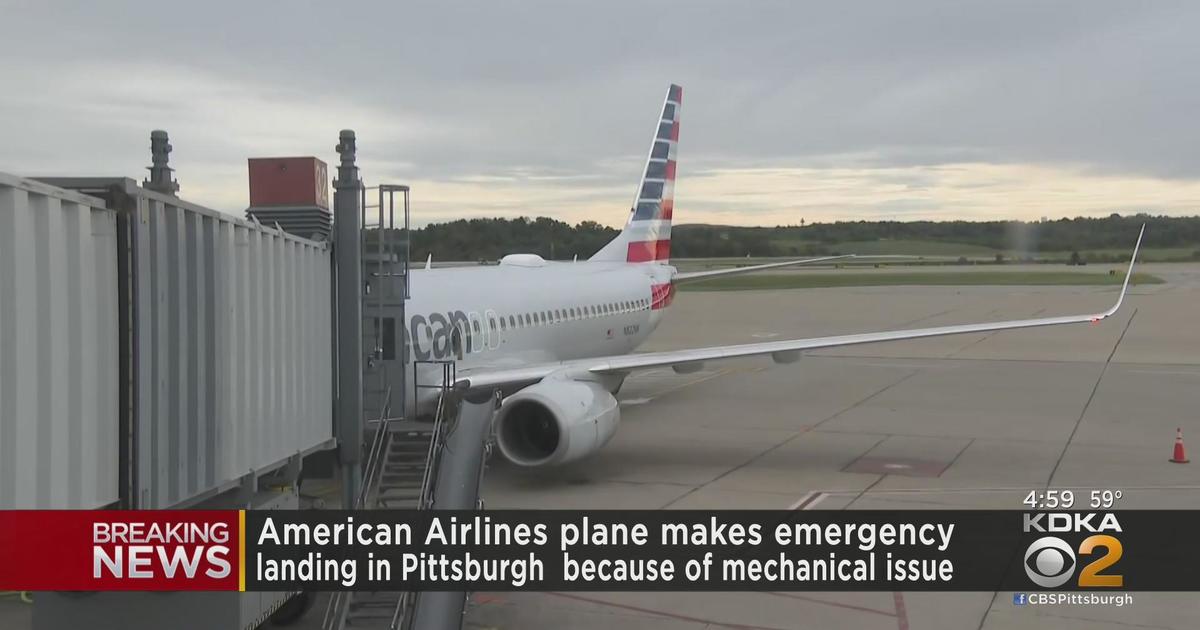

{"left": 0, "top": 510, "right": 1197, "bottom": 592}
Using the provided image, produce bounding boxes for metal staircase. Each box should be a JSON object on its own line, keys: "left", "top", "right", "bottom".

{"left": 323, "top": 363, "right": 457, "bottom": 630}
{"left": 374, "top": 423, "right": 436, "bottom": 509}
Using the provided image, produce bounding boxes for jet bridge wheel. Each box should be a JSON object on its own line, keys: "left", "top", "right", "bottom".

{"left": 267, "top": 591, "right": 314, "bottom": 626}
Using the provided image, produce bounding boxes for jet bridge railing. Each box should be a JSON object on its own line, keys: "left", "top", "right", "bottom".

{"left": 361, "top": 184, "right": 411, "bottom": 431}
{"left": 322, "top": 387, "right": 393, "bottom": 630}
{"left": 415, "top": 360, "right": 456, "bottom": 508}
{"left": 361, "top": 184, "right": 411, "bottom": 302}
{"left": 389, "top": 366, "right": 457, "bottom": 630}
{"left": 358, "top": 388, "right": 394, "bottom": 509}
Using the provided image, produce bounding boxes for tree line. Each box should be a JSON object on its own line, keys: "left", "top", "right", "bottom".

{"left": 389, "top": 213, "right": 1200, "bottom": 261}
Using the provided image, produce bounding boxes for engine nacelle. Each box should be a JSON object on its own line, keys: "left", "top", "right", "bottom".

{"left": 494, "top": 379, "right": 620, "bottom": 467}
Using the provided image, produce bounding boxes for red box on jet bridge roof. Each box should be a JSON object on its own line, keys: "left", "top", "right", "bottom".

{"left": 247, "top": 157, "right": 330, "bottom": 210}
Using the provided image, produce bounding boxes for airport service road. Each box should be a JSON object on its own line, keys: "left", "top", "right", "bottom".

{"left": 470, "top": 263, "right": 1200, "bottom": 630}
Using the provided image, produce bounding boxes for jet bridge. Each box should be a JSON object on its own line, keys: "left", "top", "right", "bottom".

{"left": 2, "top": 128, "right": 496, "bottom": 630}
{"left": 13, "top": 132, "right": 334, "bottom": 630}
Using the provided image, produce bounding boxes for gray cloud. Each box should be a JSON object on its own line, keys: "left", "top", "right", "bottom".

{"left": 1, "top": 0, "right": 1198, "bottom": 220}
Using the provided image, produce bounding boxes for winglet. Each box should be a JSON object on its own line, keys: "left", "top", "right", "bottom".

{"left": 1096, "top": 223, "right": 1144, "bottom": 320}
{"left": 425, "top": 254, "right": 432, "bottom": 270}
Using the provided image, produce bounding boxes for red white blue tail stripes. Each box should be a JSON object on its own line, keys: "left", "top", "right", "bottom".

{"left": 590, "top": 84, "right": 681, "bottom": 264}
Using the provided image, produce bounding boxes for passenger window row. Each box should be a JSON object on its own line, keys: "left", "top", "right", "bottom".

{"left": 493, "top": 298, "right": 651, "bottom": 331}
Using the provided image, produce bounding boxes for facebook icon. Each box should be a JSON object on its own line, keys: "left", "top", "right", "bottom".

{"left": 1013, "top": 593, "right": 1028, "bottom": 606}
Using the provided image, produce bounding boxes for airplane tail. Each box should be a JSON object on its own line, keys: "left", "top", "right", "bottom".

{"left": 590, "top": 84, "right": 681, "bottom": 264}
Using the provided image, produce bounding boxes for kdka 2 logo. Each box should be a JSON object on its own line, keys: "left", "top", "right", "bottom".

{"left": 1022, "top": 513, "right": 1124, "bottom": 588}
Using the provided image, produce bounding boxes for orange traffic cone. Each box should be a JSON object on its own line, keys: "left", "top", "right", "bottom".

{"left": 1170, "top": 428, "right": 1190, "bottom": 464}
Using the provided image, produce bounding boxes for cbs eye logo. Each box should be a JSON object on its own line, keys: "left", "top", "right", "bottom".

{"left": 1023, "top": 535, "right": 1123, "bottom": 588}
{"left": 1024, "top": 537, "right": 1075, "bottom": 587}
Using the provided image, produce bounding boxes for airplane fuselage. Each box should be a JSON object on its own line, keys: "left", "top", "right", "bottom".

{"left": 393, "top": 258, "right": 675, "bottom": 411}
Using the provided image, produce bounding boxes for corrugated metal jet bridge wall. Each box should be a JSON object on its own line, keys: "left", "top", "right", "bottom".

{"left": 0, "top": 173, "right": 334, "bottom": 510}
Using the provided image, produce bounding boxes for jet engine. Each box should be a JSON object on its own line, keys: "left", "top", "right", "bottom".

{"left": 494, "top": 379, "right": 620, "bottom": 467}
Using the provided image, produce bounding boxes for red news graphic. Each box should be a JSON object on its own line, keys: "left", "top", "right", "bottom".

{"left": 0, "top": 510, "right": 242, "bottom": 591}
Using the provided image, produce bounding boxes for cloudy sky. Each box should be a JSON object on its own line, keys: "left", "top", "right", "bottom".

{"left": 2, "top": 1, "right": 1199, "bottom": 227}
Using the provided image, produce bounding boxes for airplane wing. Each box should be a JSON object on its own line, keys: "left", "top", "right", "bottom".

{"left": 673, "top": 255, "right": 853, "bottom": 283}
{"left": 458, "top": 226, "right": 1144, "bottom": 392}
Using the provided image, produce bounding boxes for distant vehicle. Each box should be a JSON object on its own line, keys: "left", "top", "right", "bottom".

{"left": 403, "top": 84, "right": 1143, "bottom": 468}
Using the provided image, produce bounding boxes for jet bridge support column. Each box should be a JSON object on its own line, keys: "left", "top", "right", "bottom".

{"left": 409, "top": 391, "right": 499, "bottom": 630}
{"left": 334, "top": 130, "right": 364, "bottom": 507}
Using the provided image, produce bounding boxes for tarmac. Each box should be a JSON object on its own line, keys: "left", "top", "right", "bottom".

{"left": 467, "top": 262, "right": 1200, "bottom": 630}
{"left": 3, "top": 264, "right": 1197, "bottom": 629}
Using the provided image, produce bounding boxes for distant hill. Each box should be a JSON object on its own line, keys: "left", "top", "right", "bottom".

{"left": 401, "top": 214, "right": 1200, "bottom": 263}
{"left": 408, "top": 217, "right": 617, "bottom": 262}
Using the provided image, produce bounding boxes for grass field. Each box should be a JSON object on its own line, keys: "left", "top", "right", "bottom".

{"left": 679, "top": 271, "right": 1165, "bottom": 291}
{"left": 770, "top": 238, "right": 1001, "bottom": 256}
{"left": 764, "top": 238, "right": 1198, "bottom": 262}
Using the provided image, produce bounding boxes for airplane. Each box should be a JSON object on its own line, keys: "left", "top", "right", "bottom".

{"left": 401, "top": 83, "right": 1144, "bottom": 469}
